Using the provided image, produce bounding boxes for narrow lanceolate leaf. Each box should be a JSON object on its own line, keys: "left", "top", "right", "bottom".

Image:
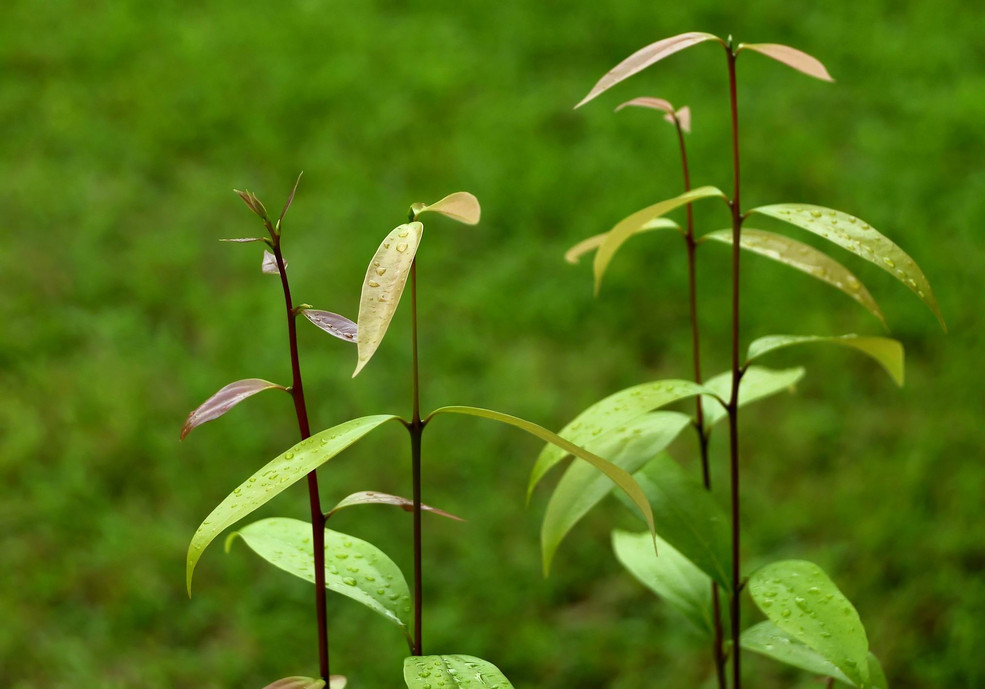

{"left": 301, "top": 309, "right": 357, "bottom": 343}
{"left": 564, "top": 219, "right": 680, "bottom": 265}
{"left": 228, "top": 518, "right": 412, "bottom": 633}
{"left": 354, "top": 222, "right": 424, "bottom": 377}
{"left": 701, "top": 365, "right": 805, "bottom": 427}
{"left": 615, "top": 96, "right": 674, "bottom": 114}
{"left": 741, "top": 622, "right": 853, "bottom": 685}
{"left": 528, "top": 379, "right": 711, "bottom": 498}
{"left": 262, "top": 249, "right": 282, "bottom": 274}
{"left": 541, "top": 412, "right": 690, "bottom": 573}
{"left": 277, "top": 172, "right": 303, "bottom": 229}
{"left": 235, "top": 189, "right": 268, "bottom": 220}
{"left": 262, "top": 677, "right": 326, "bottom": 689}
{"left": 181, "top": 379, "right": 287, "bottom": 441}
{"left": 749, "top": 560, "right": 871, "bottom": 687}
{"left": 594, "top": 187, "right": 726, "bottom": 294}
{"left": 749, "top": 203, "right": 945, "bottom": 330}
{"left": 404, "top": 655, "right": 515, "bottom": 689}
{"left": 739, "top": 43, "right": 834, "bottom": 81}
{"left": 325, "top": 491, "right": 464, "bottom": 522}
{"left": 575, "top": 32, "right": 723, "bottom": 108}
{"left": 747, "top": 334, "right": 904, "bottom": 387}
{"left": 613, "top": 530, "right": 713, "bottom": 635}
{"left": 430, "top": 405, "right": 657, "bottom": 560}
{"left": 186, "top": 414, "right": 400, "bottom": 594}
{"left": 700, "top": 229, "right": 886, "bottom": 327}
{"left": 414, "top": 192, "right": 481, "bottom": 225}
{"left": 219, "top": 237, "right": 267, "bottom": 243}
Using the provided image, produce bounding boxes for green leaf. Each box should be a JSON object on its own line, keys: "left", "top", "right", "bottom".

{"left": 700, "top": 229, "right": 886, "bottom": 327}
{"left": 741, "top": 621, "right": 853, "bottom": 684}
{"left": 413, "top": 192, "right": 481, "bottom": 225}
{"left": 228, "top": 518, "right": 412, "bottom": 634}
{"left": 867, "top": 654, "right": 888, "bottom": 689}
{"left": 749, "top": 560, "right": 870, "bottom": 686}
{"left": 612, "top": 530, "right": 713, "bottom": 635}
{"left": 747, "top": 334, "right": 904, "bottom": 387}
{"left": 430, "top": 405, "right": 657, "bottom": 572}
{"left": 594, "top": 187, "right": 726, "bottom": 294}
{"left": 528, "top": 379, "right": 712, "bottom": 499}
{"left": 564, "top": 219, "right": 680, "bottom": 265}
{"left": 748, "top": 203, "right": 945, "bottom": 330}
{"left": 403, "top": 655, "right": 514, "bottom": 689}
{"left": 186, "top": 414, "right": 400, "bottom": 594}
{"left": 541, "top": 412, "right": 691, "bottom": 572}
{"left": 701, "top": 366, "right": 805, "bottom": 427}
{"left": 354, "top": 222, "right": 424, "bottom": 377}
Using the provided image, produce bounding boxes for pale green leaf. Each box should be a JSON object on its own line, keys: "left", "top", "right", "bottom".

{"left": 403, "top": 655, "right": 514, "bottom": 689}
{"left": 748, "top": 203, "right": 945, "bottom": 330}
{"left": 742, "top": 621, "right": 853, "bottom": 684}
{"left": 228, "top": 518, "right": 411, "bottom": 634}
{"left": 354, "top": 222, "right": 424, "bottom": 377}
{"left": 186, "top": 414, "right": 400, "bottom": 594}
{"left": 867, "top": 654, "right": 888, "bottom": 689}
{"left": 413, "top": 192, "right": 481, "bottom": 225}
{"left": 262, "top": 674, "right": 346, "bottom": 689}
{"left": 701, "top": 366, "right": 805, "bottom": 427}
{"left": 747, "top": 334, "right": 904, "bottom": 387}
{"left": 564, "top": 219, "right": 680, "bottom": 265}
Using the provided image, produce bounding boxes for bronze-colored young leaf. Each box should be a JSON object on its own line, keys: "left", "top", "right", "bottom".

{"left": 277, "top": 172, "right": 303, "bottom": 229}
{"left": 262, "top": 677, "right": 326, "bottom": 689}
{"left": 564, "top": 218, "right": 681, "bottom": 265}
{"left": 746, "top": 334, "right": 904, "bottom": 387}
{"left": 575, "top": 32, "right": 723, "bottom": 108}
{"left": 614, "top": 96, "right": 675, "bottom": 114}
{"left": 594, "top": 186, "right": 726, "bottom": 294}
{"left": 700, "top": 228, "right": 886, "bottom": 327}
{"left": 748, "top": 203, "right": 945, "bottom": 330}
{"left": 739, "top": 43, "right": 834, "bottom": 82}
{"left": 404, "top": 655, "right": 514, "bottom": 689}
{"left": 301, "top": 309, "right": 357, "bottom": 343}
{"left": 354, "top": 222, "right": 424, "bottom": 377}
{"left": 219, "top": 237, "right": 267, "bottom": 243}
{"left": 235, "top": 189, "right": 268, "bottom": 220}
{"left": 180, "top": 378, "right": 287, "bottom": 441}
{"left": 674, "top": 105, "right": 692, "bottom": 133}
{"left": 414, "top": 192, "right": 481, "bottom": 225}
{"left": 262, "top": 249, "right": 283, "bottom": 275}
{"left": 325, "top": 490, "right": 464, "bottom": 522}
{"left": 701, "top": 365, "right": 805, "bottom": 427}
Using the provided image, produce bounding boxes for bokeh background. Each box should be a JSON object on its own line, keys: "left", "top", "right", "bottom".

{"left": 2, "top": 1, "right": 982, "bottom": 687}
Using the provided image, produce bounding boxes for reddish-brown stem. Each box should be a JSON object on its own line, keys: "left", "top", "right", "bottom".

{"left": 409, "top": 258, "right": 424, "bottom": 655}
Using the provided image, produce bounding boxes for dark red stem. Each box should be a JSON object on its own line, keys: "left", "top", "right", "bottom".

{"left": 409, "top": 258, "right": 424, "bottom": 655}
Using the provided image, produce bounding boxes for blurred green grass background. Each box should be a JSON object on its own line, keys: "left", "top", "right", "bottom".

{"left": 2, "top": 1, "right": 982, "bottom": 687}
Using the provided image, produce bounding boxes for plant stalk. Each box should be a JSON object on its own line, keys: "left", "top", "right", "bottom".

{"left": 409, "top": 258, "right": 425, "bottom": 656}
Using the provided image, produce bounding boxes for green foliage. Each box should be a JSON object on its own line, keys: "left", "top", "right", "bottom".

{"left": 403, "top": 655, "right": 514, "bottom": 689}
{"left": 746, "top": 335, "right": 904, "bottom": 387}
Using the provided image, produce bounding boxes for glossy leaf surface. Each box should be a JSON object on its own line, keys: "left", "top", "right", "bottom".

{"left": 415, "top": 192, "right": 481, "bottom": 225}
{"left": 325, "top": 491, "right": 464, "bottom": 522}
{"left": 404, "top": 655, "right": 514, "bottom": 689}
{"left": 867, "top": 654, "right": 888, "bottom": 689}
{"left": 541, "top": 412, "right": 690, "bottom": 573}
{"left": 749, "top": 560, "right": 870, "bottom": 686}
{"left": 301, "top": 309, "right": 357, "bottom": 343}
{"left": 262, "top": 677, "right": 326, "bottom": 689}
{"left": 564, "top": 219, "right": 680, "bottom": 265}
{"left": 749, "top": 203, "right": 945, "bottom": 330}
{"left": 739, "top": 43, "right": 834, "bottom": 81}
{"left": 261, "top": 249, "right": 282, "bottom": 275}
{"left": 186, "top": 414, "right": 400, "bottom": 594}
{"left": 700, "top": 229, "right": 885, "bottom": 327}
{"left": 613, "top": 530, "right": 712, "bottom": 634}
{"left": 701, "top": 365, "right": 805, "bottom": 427}
{"left": 576, "top": 32, "right": 722, "bottom": 108}
{"left": 741, "top": 621, "right": 853, "bottom": 684}
{"left": 747, "top": 334, "right": 904, "bottom": 387}
{"left": 228, "top": 518, "right": 411, "bottom": 633}
{"left": 181, "top": 378, "right": 287, "bottom": 441}
{"left": 354, "top": 222, "right": 424, "bottom": 377}
{"left": 594, "top": 186, "right": 726, "bottom": 294}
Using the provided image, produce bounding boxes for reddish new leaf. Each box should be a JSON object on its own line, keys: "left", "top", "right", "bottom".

{"left": 325, "top": 491, "right": 464, "bottom": 521}
{"left": 219, "top": 237, "right": 267, "bottom": 243}
{"left": 234, "top": 189, "right": 268, "bottom": 220}
{"left": 301, "top": 309, "right": 357, "bottom": 343}
{"left": 740, "top": 43, "right": 834, "bottom": 82}
{"left": 615, "top": 96, "right": 675, "bottom": 114}
{"left": 261, "top": 250, "right": 283, "bottom": 275}
{"left": 674, "top": 106, "right": 692, "bottom": 133}
{"left": 181, "top": 379, "right": 287, "bottom": 440}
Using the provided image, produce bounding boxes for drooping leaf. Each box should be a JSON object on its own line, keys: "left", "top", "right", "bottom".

{"left": 353, "top": 222, "right": 424, "bottom": 377}
{"left": 528, "top": 380, "right": 712, "bottom": 498}
{"left": 325, "top": 491, "right": 464, "bottom": 522}
{"left": 541, "top": 412, "right": 691, "bottom": 573}
{"left": 739, "top": 43, "right": 834, "bottom": 81}
{"left": 414, "top": 192, "right": 481, "bottom": 225}
{"left": 747, "top": 334, "right": 904, "bottom": 387}
{"left": 749, "top": 560, "right": 870, "bottom": 686}
{"left": 700, "top": 229, "right": 886, "bottom": 327}
{"left": 277, "top": 172, "right": 303, "bottom": 229}
{"left": 404, "top": 655, "right": 515, "bottom": 689}
{"left": 261, "top": 677, "right": 326, "bottom": 689}
{"left": 615, "top": 96, "right": 674, "bottom": 114}
{"left": 235, "top": 188, "right": 269, "bottom": 220}
{"left": 594, "top": 186, "right": 726, "bottom": 294}
{"left": 301, "top": 309, "right": 358, "bottom": 343}
{"left": 748, "top": 203, "right": 945, "bottom": 330}
{"left": 741, "top": 621, "right": 853, "bottom": 684}
{"left": 219, "top": 237, "right": 267, "bottom": 243}
{"left": 564, "top": 219, "right": 680, "bottom": 265}
{"left": 262, "top": 249, "right": 282, "bottom": 275}
{"left": 228, "top": 518, "right": 412, "bottom": 634}
{"left": 701, "top": 365, "right": 805, "bottom": 427}
{"left": 181, "top": 379, "right": 287, "bottom": 441}
{"left": 575, "top": 32, "right": 723, "bottom": 108}
{"left": 186, "top": 414, "right": 400, "bottom": 594}
{"left": 613, "top": 530, "right": 713, "bottom": 635}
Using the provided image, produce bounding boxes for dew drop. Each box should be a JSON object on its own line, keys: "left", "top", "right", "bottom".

{"left": 368, "top": 280, "right": 380, "bottom": 288}
{"left": 781, "top": 609, "right": 792, "bottom": 618}
{"left": 342, "top": 577, "right": 357, "bottom": 586}
{"left": 396, "top": 243, "right": 408, "bottom": 253}
{"left": 810, "top": 210, "right": 822, "bottom": 218}
{"left": 398, "top": 230, "right": 409, "bottom": 238}
{"left": 883, "top": 258, "right": 896, "bottom": 268}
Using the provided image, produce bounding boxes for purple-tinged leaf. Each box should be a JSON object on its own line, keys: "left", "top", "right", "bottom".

{"left": 326, "top": 491, "right": 464, "bottom": 521}
{"left": 262, "top": 249, "right": 283, "bottom": 275}
{"left": 261, "top": 677, "right": 325, "bottom": 689}
{"left": 278, "top": 172, "right": 303, "bottom": 229}
{"left": 235, "top": 189, "right": 268, "bottom": 219}
{"left": 576, "top": 32, "right": 723, "bottom": 109}
{"left": 301, "top": 309, "right": 357, "bottom": 343}
{"left": 739, "top": 43, "right": 834, "bottom": 82}
{"left": 181, "top": 379, "right": 287, "bottom": 440}
{"left": 220, "top": 237, "right": 267, "bottom": 243}
{"left": 615, "top": 96, "right": 675, "bottom": 114}
{"left": 414, "top": 192, "right": 481, "bottom": 225}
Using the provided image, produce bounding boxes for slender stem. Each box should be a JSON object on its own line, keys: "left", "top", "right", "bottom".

{"left": 272, "top": 240, "right": 331, "bottom": 682}
{"left": 409, "top": 258, "right": 424, "bottom": 655}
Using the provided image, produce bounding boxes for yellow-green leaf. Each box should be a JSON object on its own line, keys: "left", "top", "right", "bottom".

{"left": 746, "top": 334, "right": 904, "bottom": 387}
{"left": 413, "top": 192, "right": 481, "bottom": 225}
{"left": 564, "top": 219, "right": 680, "bottom": 265}
{"left": 701, "top": 366, "right": 805, "bottom": 426}
{"left": 403, "top": 655, "right": 514, "bottom": 689}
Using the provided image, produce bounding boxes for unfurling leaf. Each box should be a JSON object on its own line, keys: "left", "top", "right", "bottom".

{"left": 325, "top": 491, "right": 464, "bottom": 522}
{"left": 262, "top": 249, "right": 283, "bottom": 275}
{"left": 564, "top": 218, "right": 680, "bottom": 265}
{"left": 701, "top": 365, "right": 805, "bottom": 427}
{"left": 747, "top": 334, "right": 903, "bottom": 387}
{"left": 186, "top": 414, "right": 400, "bottom": 594}
{"left": 740, "top": 43, "right": 834, "bottom": 82}
{"left": 235, "top": 189, "right": 269, "bottom": 220}
{"left": 615, "top": 98, "right": 691, "bottom": 133}
{"left": 414, "top": 192, "right": 481, "bottom": 225}
{"left": 228, "top": 518, "right": 412, "bottom": 634}
{"left": 181, "top": 379, "right": 287, "bottom": 441}
{"left": 741, "top": 622, "right": 853, "bottom": 684}
{"left": 674, "top": 106, "right": 692, "bottom": 133}
{"left": 261, "top": 677, "right": 326, "bottom": 689}
{"left": 748, "top": 203, "right": 945, "bottom": 330}
{"left": 278, "top": 172, "right": 303, "bottom": 229}
{"left": 700, "top": 229, "right": 886, "bottom": 327}
{"left": 576, "top": 32, "right": 723, "bottom": 108}
{"left": 301, "top": 309, "right": 357, "bottom": 343}
{"left": 404, "top": 655, "right": 515, "bottom": 689}
{"left": 354, "top": 222, "right": 424, "bottom": 377}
